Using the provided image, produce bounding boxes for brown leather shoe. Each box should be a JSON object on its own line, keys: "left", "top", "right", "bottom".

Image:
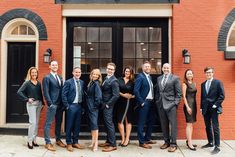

{"left": 98, "top": 142, "right": 110, "bottom": 147}
{"left": 72, "top": 143, "right": 85, "bottom": 149}
{"left": 160, "top": 143, "right": 170, "bottom": 149}
{"left": 45, "top": 143, "right": 56, "bottom": 151}
{"left": 66, "top": 144, "right": 74, "bottom": 152}
{"left": 56, "top": 140, "right": 66, "bottom": 148}
{"left": 102, "top": 146, "right": 117, "bottom": 152}
{"left": 139, "top": 143, "right": 152, "bottom": 149}
{"left": 168, "top": 146, "right": 177, "bottom": 152}
{"left": 145, "top": 140, "right": 157, "bottom": 144}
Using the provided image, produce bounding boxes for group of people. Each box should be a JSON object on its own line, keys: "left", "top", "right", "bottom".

{"left": 17, "top": 60, "right": 225, "bottom": 155}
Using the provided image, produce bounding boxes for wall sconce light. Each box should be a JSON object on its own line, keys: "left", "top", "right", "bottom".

{"left": 44, "top": 48, "right": 52, "bottom": 63}
{"left": 182, "top": 49, "right": 191, "bottom": 64}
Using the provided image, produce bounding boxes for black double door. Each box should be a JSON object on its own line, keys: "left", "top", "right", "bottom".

{"left": 6, "top": 42, "right": 36, "bottom": 123}
{"left": 66, "top": 18, "right": 169, "bottom": 133}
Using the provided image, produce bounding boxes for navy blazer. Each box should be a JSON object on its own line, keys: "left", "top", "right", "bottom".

{"left": 62, "top": 78, "right": 85, "bottom": 108}
{"left": 200, "top": 79, "right": 225, "bottom": 115}
{"left": 134, "top": 72, "right": 151, "bottom": 106}
{"left": 102, "top": 75, "right": 120, "bottom": 108}
{"left": 42, "top": 73, "right": 63, "bottom": 106}
{"left": 87, "top": 80, "right": 102, "bottom": 110}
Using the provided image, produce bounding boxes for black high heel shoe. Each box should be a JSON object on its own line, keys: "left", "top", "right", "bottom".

{"left": 186, "top": 140, "right": 197, "bottom": 148}
{"left": 27, "top": 142, "right": 33, "bottom": 149}
{"left": 32, "top": 141, "right": 39, "bottom": 147}
{"left": 121, "top": 140, "right": 130, "bottom": 147}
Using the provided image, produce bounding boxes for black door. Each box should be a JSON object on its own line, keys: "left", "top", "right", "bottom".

{"left": 66, "top": 18, "right": 169, "bottom": 133}
{"left": 6, "top": 42, "right": 36, "bottom": 123}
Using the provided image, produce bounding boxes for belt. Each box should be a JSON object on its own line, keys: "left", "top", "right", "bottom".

{"left": 146, "top": 99, "right": 153, "bottom": 101}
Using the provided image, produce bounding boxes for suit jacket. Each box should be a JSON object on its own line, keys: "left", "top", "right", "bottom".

{"left": 155, "top": 74, "right": 182, "bottom": 111}
{"left": 134, "top": 72, "right": 152, "bottom": 107}
{"left": 102, "top": 75, "right": 120, "bottom": 108}
{"left": 62, "top": 78, "right": 85, "bottom": 108}
{"left": 42, "top": 73, "right": 63, "bottom": 106}
{"left": 200, "top": 79, "right": 225, "bottom": 115}
{"left": 87, "top": 80, "right": 102, "bottom": 110}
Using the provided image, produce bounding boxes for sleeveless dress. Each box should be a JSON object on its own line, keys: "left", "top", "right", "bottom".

{"left": 183, "top": 82, "right": 197, "bottom": 123}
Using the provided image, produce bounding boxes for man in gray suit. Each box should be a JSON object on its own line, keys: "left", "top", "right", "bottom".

{"left": 155, "top": 63, "right": 182, "bottom": 152}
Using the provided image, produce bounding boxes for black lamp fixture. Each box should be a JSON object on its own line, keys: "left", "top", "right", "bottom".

{"left": 182, "top": 49, "right": 191, "bottom": 64}
{"left": 44, "top": 48, "right": 52, "bottom": 63}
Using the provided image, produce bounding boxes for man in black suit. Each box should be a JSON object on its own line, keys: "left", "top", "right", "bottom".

{"left": 201, "top": 67, "right": 225, "bottom": 155}
{"left": 43, "top": 60, "right": 66, "bottom": 151}
{"left": 155, "top": 63, "right": 182, "bottom": 152}
{"left": 99, "top": 62, "right": 120, "bottom": 152}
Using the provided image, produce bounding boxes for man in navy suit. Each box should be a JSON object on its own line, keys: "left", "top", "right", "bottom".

{"left": 98, "top": 62, "right": 119, "bottom": 152}
{"left": 134, "top": 61, "right": 156, "bottom": 149}
{"left": 201, "top": 67, "right": 225, "bottom": 155}
{"left": 42, "top": 60, "right": 65, "bottom": 151}
{"left": 62, "top": 67, "right": 85, "bottom": 152}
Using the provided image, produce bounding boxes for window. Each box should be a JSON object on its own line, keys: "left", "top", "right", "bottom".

{"left": 10, "top": 25, "right": 35, "bottom": 36}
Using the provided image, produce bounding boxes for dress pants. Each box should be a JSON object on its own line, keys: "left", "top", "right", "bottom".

{"left": 102, "top": 106, "right": 116, "bottom": 147}
{"left": 26, "top": 101, "right": 42, "bottom": 142}
{"left": 66, "top": 103, "right": 82, "bottom": 144}
{"left": 55, "top": 106, "right": 64, "bottom": 141}
{"left": 203, "top": 107, "right": 220, "bottom": 147}
{"left": 137, "top": 100, "right": 155, "bottom": 144}
{"left": 158, "top": 105, "right": 177, "bottom": 146}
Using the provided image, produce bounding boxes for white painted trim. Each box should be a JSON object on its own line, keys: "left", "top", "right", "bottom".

{"left": 62, "top": 4, "right": 172, "bottom": 17}
{"left": 0, "top": 18, "right": 39, "bottom": 127}
{"left": 226, "top": 21, "right": 235, "bottom": 51}
{"left": 168, "top": 18, "right": 172, "bottom": 65}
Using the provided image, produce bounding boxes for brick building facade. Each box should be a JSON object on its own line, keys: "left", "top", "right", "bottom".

{"left": 0, "top": 0, "right": 234, "bottom": 139}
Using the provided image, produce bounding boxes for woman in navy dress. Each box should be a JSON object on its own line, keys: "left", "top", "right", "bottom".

{"left": 117, "top": 66, "right": 135, "bottom": 147}
{"left": 87, "top": 69, "right": 102, "bottom": 151}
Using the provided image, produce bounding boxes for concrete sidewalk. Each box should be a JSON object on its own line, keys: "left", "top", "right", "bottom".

{"left": 0, "top": 135, "right": 234, "bottom": 157}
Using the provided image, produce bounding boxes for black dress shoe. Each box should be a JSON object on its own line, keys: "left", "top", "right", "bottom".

{"left": 27, "top": 142, "right": 33, "bottom": 149}
{"left": 211, "top": 146, "right": 220, "bottom": 155}
{"left": 32, "top": 141, "right": 39, "bottom": 147}
{"left": 186, "top": 140, "right": 197, "bottom": 148}
{"left": 201, "top": 143, "right": 214, "bottom": 148}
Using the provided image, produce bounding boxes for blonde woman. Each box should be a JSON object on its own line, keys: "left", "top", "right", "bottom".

{"left": 87, "top": 69, "right": 102, "bottom": 151}
{"left": 17, "top": 67, "right": 44, "bottom": 149}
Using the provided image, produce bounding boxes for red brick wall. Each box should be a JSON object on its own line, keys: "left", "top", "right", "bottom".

{"left": 173, "top": 0, "right": 235, "bottom": 139}
{"left": 0, "top": 0, "right": 63, "bottom": 137}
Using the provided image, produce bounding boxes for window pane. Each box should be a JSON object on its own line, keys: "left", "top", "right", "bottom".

{"left": 136, "top": 43, "right": 148, "bottom": 58}
{"left": 123, "top": 43, "right": 135, "bottom": 58}
{"left": 100, "top": 27, "right": 112, "bottom": 42}
{"left": 136, "top": 27, "right": 148, "bottom": 42}
{"left": 87, "top": 27, "right": 99, "bottom": 42}
{"left": 81, "top": 58, "right": 98, "bottom": 73}
{"left": 149, "top": 27, "right": 161, "bottom": 42}
{"left": 99, "top": 59, "right": 112, "bottom": 73}
{"left": 74, "top": 27, "right": 86, "bottom": 42}
{"left": 73, "top": 58, "right": 81, "bottom": 68}
{"left": 11, "top": 27, "right": 18, "bottom": 35}
{"left": 28, "top": 27, "right": 35, "bottom": 35}
{"left": 74, "top": 43, "right": 85, "bottom": 58}
{"left": 149, "top": 43, "right": 161, "bottom": 58}
{"left": 123, "top": 28, "right": 135, "bottom": 42}
{"left": 229, "top": 30, "right": 235, "bottom": 46}
{"left": 100, "top": 43, "right": 112, "bottom": 58}
{"left": 19, "top": 25, "right": 27, "bottom": 35}
{"left": 86, "top": 43, "right": 98, "bottom": 58}
{"left": 123, "top": 59, "right": 135, "bottom": 72}
{"left": 135, "top": 59, "right": 148, "bottom": 73}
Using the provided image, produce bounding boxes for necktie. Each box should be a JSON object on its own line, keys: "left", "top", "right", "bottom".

{"left": 148, "top": 75, "right": 154, "bottom": 97}
{"left": 55, "top": 74, "right": 61, "bottom": 86}
{"left": 206, "top": 80, "right": 211, "bottom": 94}
{"left": 76, "top": 80, "right": 82, "bottom": 103}
{"left": 162, "top": 75, "right": 167, "bottom": 88}
{"left": 102, "top": 77, "right": 108, "bottom": 86}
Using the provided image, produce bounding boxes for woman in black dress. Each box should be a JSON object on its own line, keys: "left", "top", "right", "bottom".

{"left": 182, "top": 69, "right": 197, "bottom": 151}
{"left": 87, "top": 69, "right": 102, "bottom": 151}
{"left": 117, "top": 66, "right": 135, "bottom": 147}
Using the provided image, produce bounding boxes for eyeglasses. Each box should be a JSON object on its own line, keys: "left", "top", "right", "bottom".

{"left": 205, "top": 71, "right": 213, "bottom": 74}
